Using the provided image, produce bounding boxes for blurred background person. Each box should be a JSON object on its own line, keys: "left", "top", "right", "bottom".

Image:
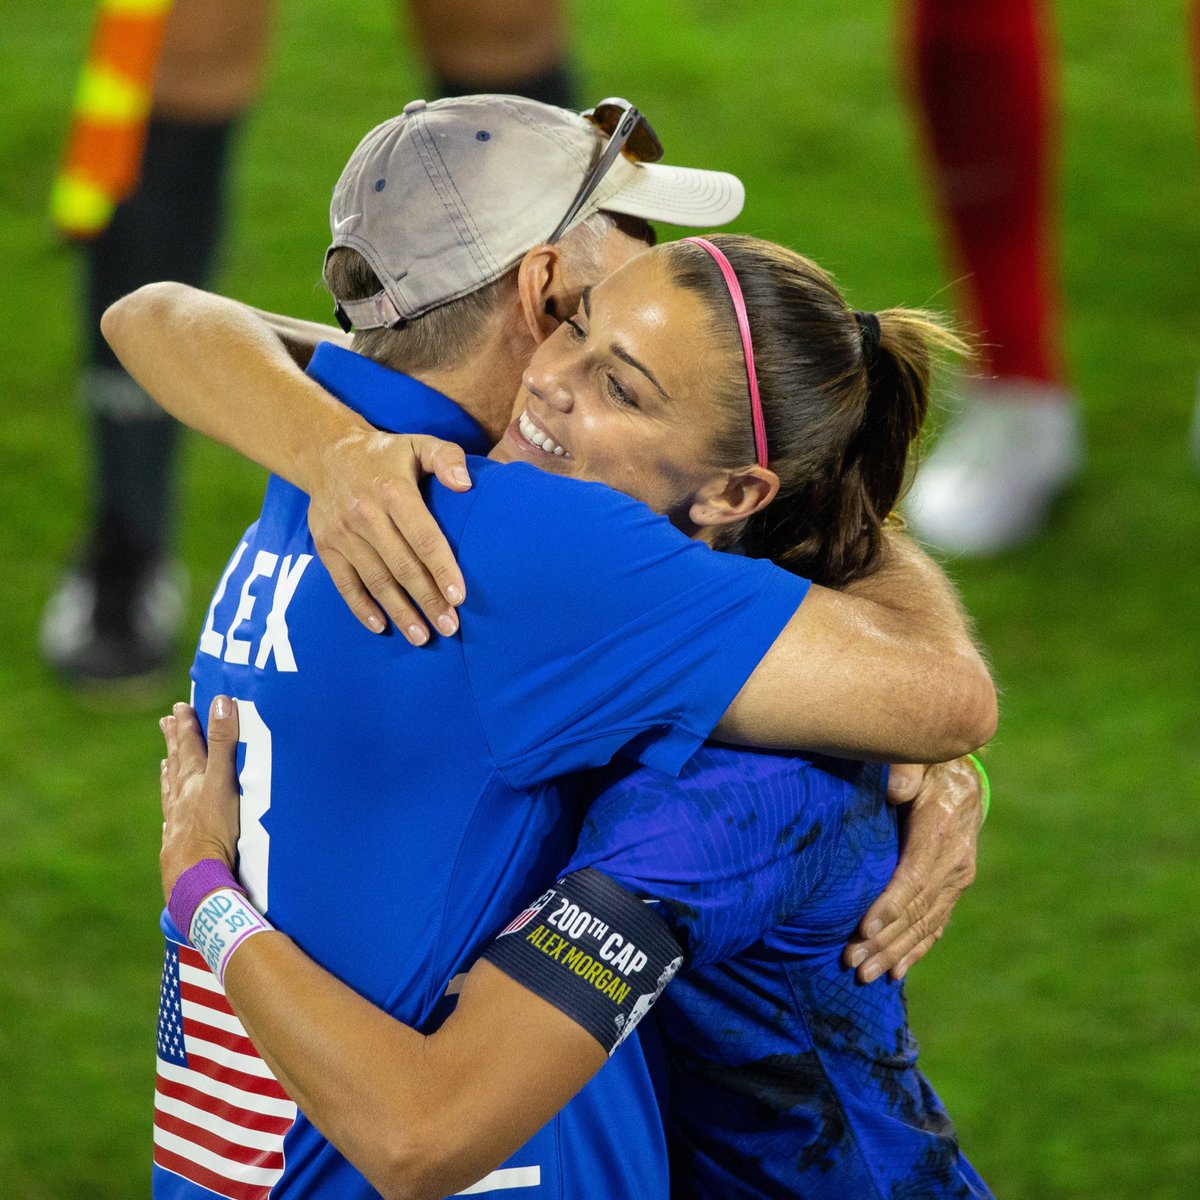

{"left": 41, "top": 0, "right": 575, "bottom": 692}
{"left": 903, "top": 0, "right": 1200, "bottom": 556}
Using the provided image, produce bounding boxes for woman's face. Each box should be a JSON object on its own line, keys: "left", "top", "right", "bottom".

{"left": 490, "top": 247, "right": 738, "bottom": 529}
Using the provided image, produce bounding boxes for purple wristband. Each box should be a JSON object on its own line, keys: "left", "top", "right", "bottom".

{"left": 169, "top": 858, "right": 243, "bottom": 936}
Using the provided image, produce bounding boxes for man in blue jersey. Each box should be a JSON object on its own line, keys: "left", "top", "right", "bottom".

{"left": 109, "top": 95, "right": 994, "bottom": 1199}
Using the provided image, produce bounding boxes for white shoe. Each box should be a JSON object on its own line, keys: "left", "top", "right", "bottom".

{"left": 905, "top": 380, "right": 1082, "bottom": 556}
{"left": 40, "top": 540, "right": 188, "bottom": 692}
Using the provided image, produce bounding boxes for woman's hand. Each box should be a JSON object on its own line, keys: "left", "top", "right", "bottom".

{"left": 159, "top": 698, "right": 243, "bottom": 904}
{"left": 103, "top": 282, "right": 473, "bottom": 648}
{"left": 843, "top": 757, "right": 983, "bottom": 982}
{"left": 307, "top": 428, "right": 474, "bottom": 646}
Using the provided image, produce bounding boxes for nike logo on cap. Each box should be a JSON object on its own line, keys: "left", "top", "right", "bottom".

{"left": 334, "top": 213, "right": 361, "bottom": 230}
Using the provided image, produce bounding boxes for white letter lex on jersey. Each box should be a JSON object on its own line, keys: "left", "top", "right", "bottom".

{"left": 198, "top": 543, "right": 313, "bottom": 673}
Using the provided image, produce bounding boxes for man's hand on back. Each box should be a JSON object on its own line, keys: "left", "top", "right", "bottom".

{"left": 844, "top": 757, "right": 985, "bottom": 982}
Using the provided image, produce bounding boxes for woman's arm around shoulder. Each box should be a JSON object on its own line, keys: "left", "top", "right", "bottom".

{"left": 103, "top": 283, "right": 474, "bottom": 642}
{"left": 716, "top": 531, "right": 997, "bottom": 763}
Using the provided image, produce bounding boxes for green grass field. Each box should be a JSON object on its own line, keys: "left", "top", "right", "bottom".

{"left": 2, "top": 2, "right": 1199, "bottom": 1196}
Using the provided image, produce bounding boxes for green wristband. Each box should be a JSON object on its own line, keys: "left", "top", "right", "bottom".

{"left": 966, "top": 753, "right": 991, "bottom": 826}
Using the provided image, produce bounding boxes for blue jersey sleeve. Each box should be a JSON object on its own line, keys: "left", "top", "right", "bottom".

{"left": 564, "top": 749, "right": 880, "bottom": 967}
{"left": 453, "top": 462, "right": 810, "bottom": 789}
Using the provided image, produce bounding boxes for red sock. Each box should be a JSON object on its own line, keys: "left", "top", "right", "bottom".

{"left": 906, "top": 0, "right": 1064, "bottom": 385}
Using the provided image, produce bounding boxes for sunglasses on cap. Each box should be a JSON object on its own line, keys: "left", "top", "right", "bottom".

{"left": 546, "top": 98, "right": 664, "bottom": 245}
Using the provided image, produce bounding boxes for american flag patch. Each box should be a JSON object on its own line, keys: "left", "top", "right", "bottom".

{"left": 155, "top": 938, "right": 296, "bottom": 1200}
{"left": 497, "top": 888, "right": 555, "bottom": 938}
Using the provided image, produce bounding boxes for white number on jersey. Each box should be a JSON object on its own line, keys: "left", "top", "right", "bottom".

{"left": 235, "top": 698, "right": 272, "bottom": 911}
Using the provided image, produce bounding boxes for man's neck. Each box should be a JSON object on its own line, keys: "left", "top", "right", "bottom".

{"left": 361, "top": 304, "right": 531, "bottom": 444}
{"left": 410, "top": 360, "right": 510, "bottom": 444}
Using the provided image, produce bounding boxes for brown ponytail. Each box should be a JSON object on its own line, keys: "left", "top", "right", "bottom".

{"left": 666, "top": 235, "right": 967, "bottom": 587}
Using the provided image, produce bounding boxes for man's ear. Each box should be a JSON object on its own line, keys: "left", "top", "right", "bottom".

{"left": 517, "top": 243, "right": 568, "bottom": 345}
{"left": 688, "top": 466, "right": 780, "bottom": 530}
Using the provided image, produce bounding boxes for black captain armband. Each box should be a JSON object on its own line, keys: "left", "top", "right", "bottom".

{"left": 483, "top": 868, "right": 685, "bottom": 1056}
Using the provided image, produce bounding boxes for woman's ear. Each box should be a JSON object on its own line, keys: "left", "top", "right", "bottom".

{"left": 517, "top": 244, "right": 569, "bottom": 345}
{"left": 688, "top": 466, "right": 780, "bottom": 529}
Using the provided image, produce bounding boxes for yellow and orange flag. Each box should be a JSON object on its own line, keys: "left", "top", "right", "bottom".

{"left": 51, "top": 0, "right": 174, "bottom": 239}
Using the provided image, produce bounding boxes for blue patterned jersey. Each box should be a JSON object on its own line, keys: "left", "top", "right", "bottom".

{"left": 565, "top": 746, "right": 993, "bottom": 1199}
{"left": 153, "top": 344, "right": 809, "bottom": 1200}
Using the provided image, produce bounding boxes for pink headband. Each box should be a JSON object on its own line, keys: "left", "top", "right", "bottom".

{"left": 684, "top": 236, "right": 768, "bottom": 468}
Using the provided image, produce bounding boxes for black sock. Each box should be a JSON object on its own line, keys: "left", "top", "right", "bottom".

{"left": 84, "top": 370, "right": 183, "bottom": 563}
{"left": 432, "top": 61, "right": 575, "bottom": 109}
{"left": 81, "top": 114, "right": 239, "bottom": 559}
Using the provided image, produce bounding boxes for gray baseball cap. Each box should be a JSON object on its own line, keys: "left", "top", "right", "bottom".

{"left": 326, "top": 94, "right": 746, "bottom": 330}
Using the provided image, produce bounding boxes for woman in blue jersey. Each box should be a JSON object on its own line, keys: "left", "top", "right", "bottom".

{"left": 159, "top": 233, "right": 991, "bottom": 1199}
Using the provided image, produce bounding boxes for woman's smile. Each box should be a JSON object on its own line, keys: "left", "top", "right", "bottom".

{"left": 517, "top": 409, "right": 571, "bottom": 458}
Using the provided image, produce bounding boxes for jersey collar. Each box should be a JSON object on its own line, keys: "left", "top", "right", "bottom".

{"left": 306, "top": 342, "right": 492, "bottom": 454}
